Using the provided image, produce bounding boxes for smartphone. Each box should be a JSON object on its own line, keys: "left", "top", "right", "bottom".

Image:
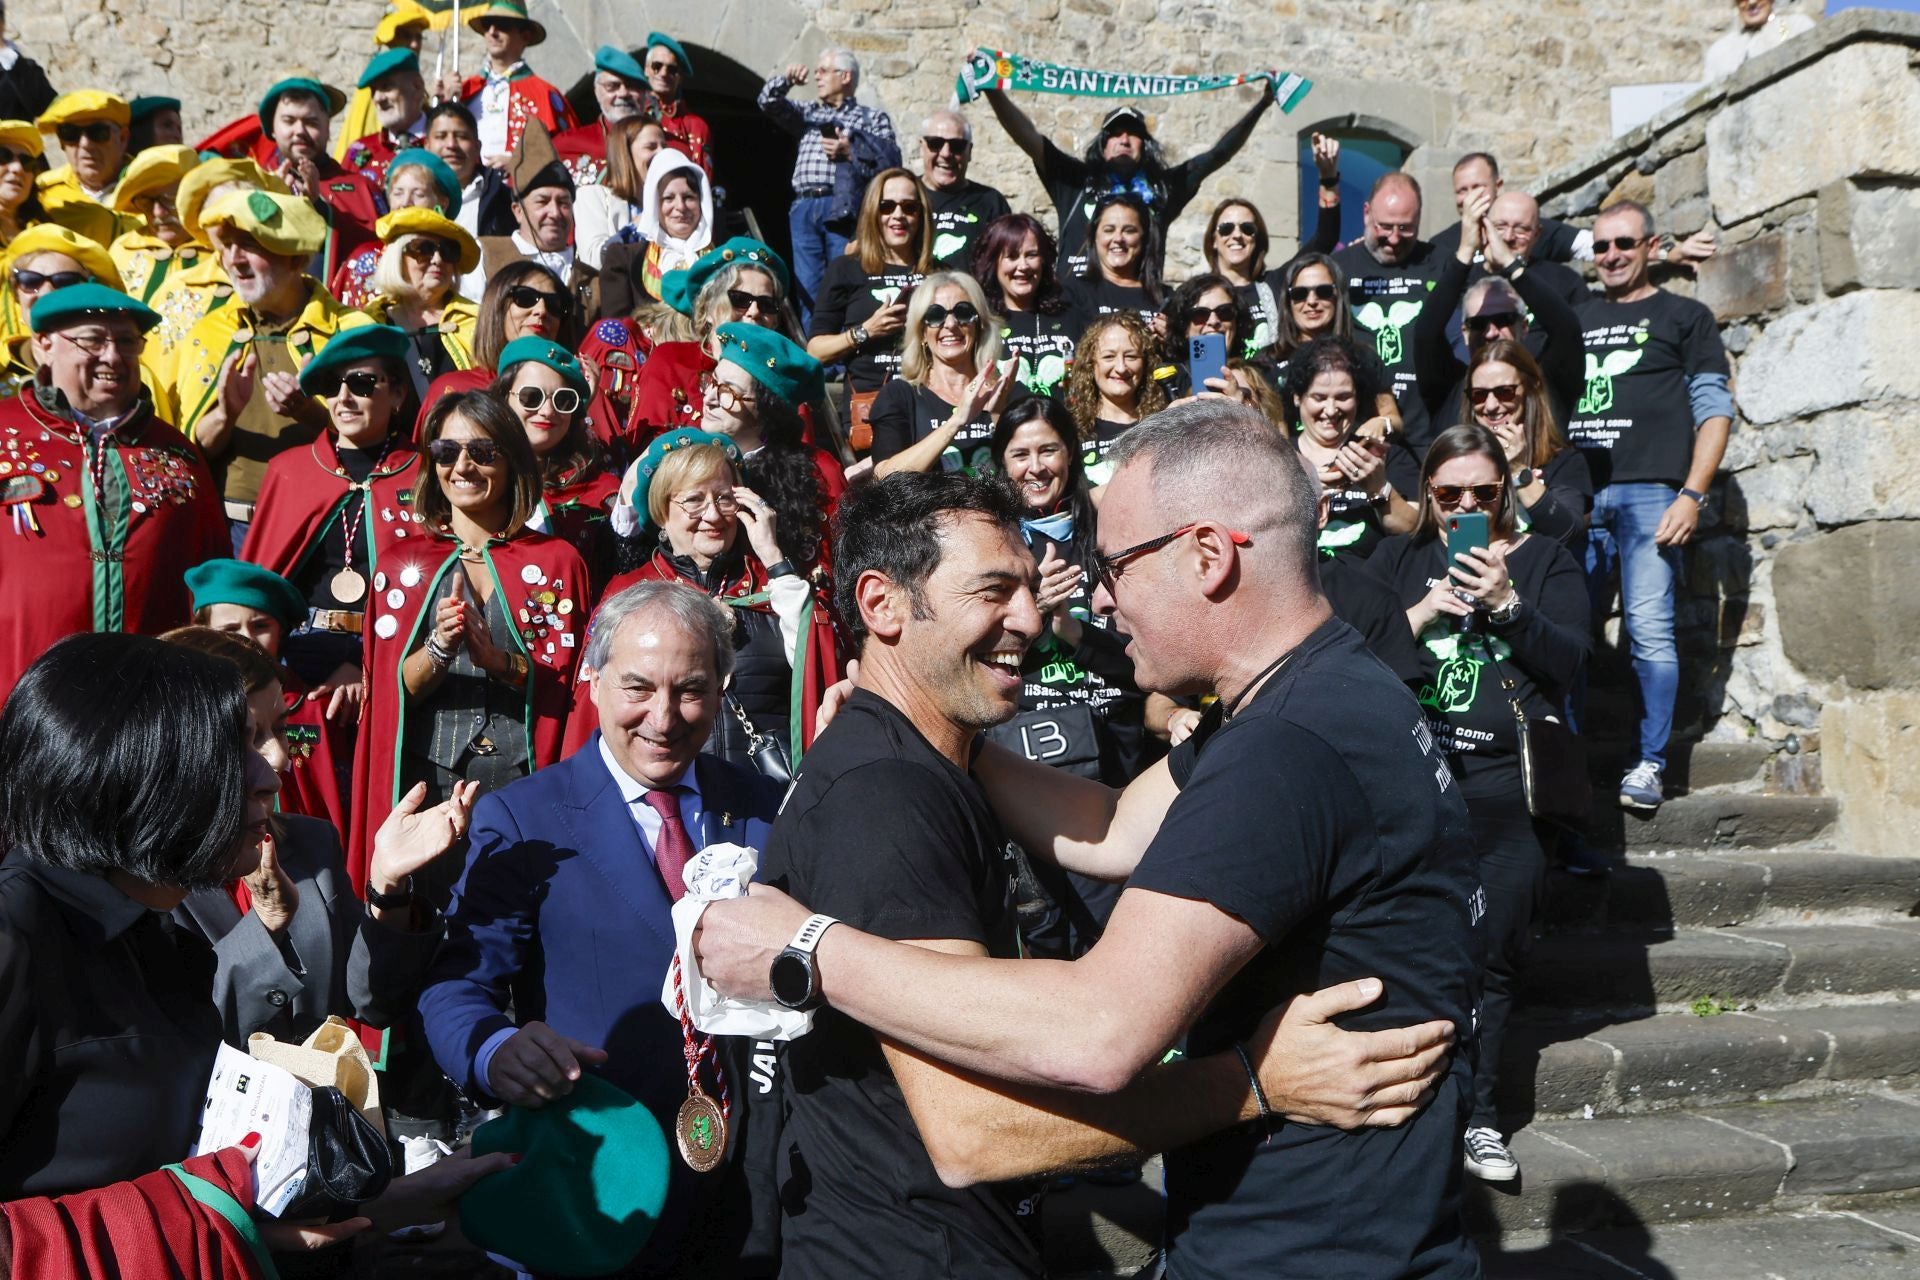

{"left": 1445, "top": 511, "right": 1491, "bottom": 570}
{"left": 1187, "top": 333, "right": 1227, "bottom": 394}
{"left": 818, "top": 122, "right": 840, "bottom": 139}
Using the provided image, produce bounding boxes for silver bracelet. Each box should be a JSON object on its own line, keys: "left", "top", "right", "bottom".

{"left": 424, "top": 636, "right": 456, "bottom": 668}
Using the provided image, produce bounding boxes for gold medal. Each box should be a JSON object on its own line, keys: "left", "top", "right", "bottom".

{"left": 675, "top": 1089, "right": 727, "bottom": 1172}
{"left": 330, "top": 567, "right": 367, "bottom": 603}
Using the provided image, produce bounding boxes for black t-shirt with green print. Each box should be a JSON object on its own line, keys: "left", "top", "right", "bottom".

{"left": 925, "top": 179, "right": 1012, "bottom": 270}
{"left": 1332, "top": 240, "right": 1442, "bottom": 450}
{"left": 999, "top": 308, "right": 1083, "bottom": 402}
{"left": 867, "top": 379, "right": 1034, "bottom": 476}
{"left": 1568, "top": 290, "right": 1729, "bottom": 490}
{"left": 807, "top": 255, "right": 925, "bottom": 392}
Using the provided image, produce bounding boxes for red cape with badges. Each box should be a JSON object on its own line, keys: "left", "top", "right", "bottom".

{"left": 624, "top": 340, "right": 828, "bottom": 455}
{"left": 279, "top": 665, "right": 353, "bottom": 846}
{"left": 343, "top": 129, "right": 422, "bottom": 189}
{"left": 417, "top": 363, "right": 627, "bottom": 459}
{"left": 458, "top": 70, "right": 576, "bottom": 156}
{"left": 347, "top": 528, "right": 587, "bottom": 891}
{"left": 539, "top": 465, "right": 620, "bottom": 595}
{"left": 574, "top": 316, "right": 653, "bottom": 455}
{"left": 0, "top": 391, "right": 228, "bottom": 701}
{"left": 562, "top": 548, "right": 842, "bottom": 762}
{"left": 240, "top": 432, "right": 426, "bottom": 581}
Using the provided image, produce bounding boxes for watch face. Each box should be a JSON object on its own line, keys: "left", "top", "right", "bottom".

{"left": 769, "top": 952, "right": 813, "bottom": 1007}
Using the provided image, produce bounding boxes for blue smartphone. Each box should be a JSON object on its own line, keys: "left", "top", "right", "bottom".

{"left": 1188, "top": 332, "right": 1227, "bottom": 394}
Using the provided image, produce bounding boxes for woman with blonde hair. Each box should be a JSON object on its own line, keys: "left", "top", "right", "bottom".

{"left": 806, "top": 166, "right": 932, "bottom": 429}
{"left": 1061, "top": 310, "right": 1167, "bottom": 487}
{"left": 363, "top": 206, "right": 481, "bottom": 399}
{"left": 869, "top": 270, "right": 1019, "bottom": 478}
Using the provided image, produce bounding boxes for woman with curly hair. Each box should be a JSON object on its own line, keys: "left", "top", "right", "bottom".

{"left": 1063, "top": 310, "right": 1167, "bottom": 487}
{"left": 971, "top": 213, "right": 1082, "bottom": 400}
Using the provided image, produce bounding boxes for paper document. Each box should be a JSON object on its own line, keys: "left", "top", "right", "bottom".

{"left": 194, "top": 1041, "right": 313, "bottom": 1218}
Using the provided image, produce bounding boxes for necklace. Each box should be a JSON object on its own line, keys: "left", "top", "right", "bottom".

{"left": 1223, "top": 645, "right": 1300, "bottom": 719}
{"left": 316, "top": 434, "right": 399, "bottom": 604}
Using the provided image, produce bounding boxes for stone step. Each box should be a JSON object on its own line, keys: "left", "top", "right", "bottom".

{"left": 1467, "top": 1092, "right": 1920, "bottom": 1236}
{"left": 1577, "top": 791, "right": 1839, "bottom": 851}
{"left": 1583, "top": 739, "right": 1780, "bottom": 795}
{"left": 1499, "top": 1001, "right": 1920, "bottom": 1122}
{"left": 1519, "top": 921, "right": 1920, "bottom": 1016}
{"left": 1482, "top": 1201, "right": 1920, "bottom": 1278}
{"left": 1541, "top": 850, "right": 1920, "bottom": 933}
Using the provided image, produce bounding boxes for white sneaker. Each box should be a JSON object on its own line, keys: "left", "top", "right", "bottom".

{"left": 1464, "top": 1126, "right": 1519, "bottom": 1182}
{"left": 1619, "top": 760, "right": 1664, "bottom": 812}
{"left": 388, "top": 1135, "right": 454, "bottom": 1240}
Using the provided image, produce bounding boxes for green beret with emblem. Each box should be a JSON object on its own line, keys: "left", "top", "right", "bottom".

{"left": 713, "top": 322, "right": 824, "bottom": 407}
{"left": 659, "top": 237, "right": 789, "bottom": 318}
{"left": 296, "top": 323, "right": 410, "bottom": 397}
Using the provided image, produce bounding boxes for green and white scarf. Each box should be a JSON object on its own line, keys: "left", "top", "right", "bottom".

{"left": 955, "top": 49, "right": 1312, "bottom": 112}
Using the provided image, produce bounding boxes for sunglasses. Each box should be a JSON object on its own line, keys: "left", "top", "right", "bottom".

{"left": 403, "top": 238, "right": 460, "bottom": 264}
{"left": 922, "top": 136, "right": 969, "bottom": 154}
{"left": 1214, "top": 220, "right": 1258, "bottom": 237}
{"left": 877, "top": 198, "right": 922, "bottom": 217}
{"left": 1597, "top": 235, "right": 1646, "bottom": 254}
{"left": 13, "top": 269, "right": 91, "bottom": 293}
{"left": 923, "top": 302, "right": 979, "bottom": 328}
{"left": 1093, "top": 523, "right": 1251, "bottom": 591}
{"left": 336, "top": 370, "right": 389, "bottom": 398}
{"left": 646, "top": 61, "right": 683, "bottom": 75}
{"left": 427, "top": 437, "right": 502, "bottom": 467}
{"left": 0, "top": 146, "right": 31, "bottom": 168}
{"left": 506, "top": 284, "right": 569, "bottom": 314}
{"left": 1430, "top": 482, "right": 1505, "bottom": 506}
{"left": 727, "top": 288, "right": 778, "bottom": 315}
{"left": 1287, "top": 283, "right": 1338, "bottom": 304}
{"left": 1472, "top": 383, "right": 1524, "bottom": 407}
{"left": 1187, "top": 303, "right": 1236, "bottom": 326}
{"left": 1466, "top": 311, "right": 1521, "bottom": 333}
{"left": 56, "top": 122, "right": 116, "bottom": 146}
{"left": 514, "top": 384, "right": 581, "bottom": 415}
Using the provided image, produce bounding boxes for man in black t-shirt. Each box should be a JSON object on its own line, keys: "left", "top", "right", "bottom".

{"left": 1333, "top": 172, "right": 1444, "bottom": 449}
{"left": 1569, "top": 199, "right": 1731, "bottom": 813}
{"left": 919, "top": 109, "right": 1012, "bottom": 271}
{"left": 696, "top": 412, "right": 1479, "bottom": 1279}
{"left": 981, "top": 91, "right": 1274, "bottom": 279}
{"left": 1429, "top": 152, "right": 1593, "bottom": 265}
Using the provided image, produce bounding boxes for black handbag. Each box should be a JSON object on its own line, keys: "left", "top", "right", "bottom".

{"left": 1475, "top": 635, "right": 1590, "bottom": 827}
{"left": 279, "top": 1085, "right": 394, "bottom": 1222}
{"left": 726, "top": 693, "right": 793, "bottom": 785}
{"left": 984, "top": 702, "right": 1105, "bottom": 780}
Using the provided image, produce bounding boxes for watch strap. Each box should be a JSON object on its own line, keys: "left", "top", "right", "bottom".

{"left": 1680, "top": 487, "right": 1708, "bottom": 505}
{"left": 366, "top": 875, "right": 415, "bottom": 909}
{"left": 787, "top": 913, "right": 839, "bottom": 956}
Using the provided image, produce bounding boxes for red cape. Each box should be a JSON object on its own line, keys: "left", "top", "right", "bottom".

{"left": 279, "top": 666, "right": 353, "bottom": 848}
{"left": 239, "top": 432, "right": 427, "bottom": 580}
{"left": 575, "top": 317, "right": 654, "bottom": 455}
{"left": 624, "top": 340, "right": 711, "bottom": 444}
{"left": 328, "top": 243, "right": 382, "bottom": 311}
{"left": 343, "top": 129, "right": 421, "bottom": 188}
{"left": 458, "top": 71, "right": 577, "bottom": 155}
{"left": 419, "top": 362, "right": 628, "bottom": 458}
{"left": 562, "top": 548, "right": 842, "bottom": 763}
{"left": 539, "top": 465, "right": 620, "bottom": 596}
{"left": 347, "top": 528, "right": 587, "bottom": 891}
{"left": 553, "top": 119, "right": 612, "bottom": 188}
{"left": 0, "top": 391, "right": 228, "bottom": 702}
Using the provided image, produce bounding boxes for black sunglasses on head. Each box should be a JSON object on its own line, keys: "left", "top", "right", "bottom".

{"left": 56, "top": 122, "right": 115, "bottom": 146}
{"left": 1215, "top": 220, "right": 1258, "bottom": 237}
{"left": 923, "top": 302, "right": 978, "bottom": 328}
{"left": 922, "top": 136, "right": 969, "bottom": 154}
{"left": 506, "top": 283, "right": 570, "bottom": 314}
{"left": 427, "top": 437, "right": 503, "bottom": 467}
{"left": 13, "top": 269, "right": 91, "bottom": 292}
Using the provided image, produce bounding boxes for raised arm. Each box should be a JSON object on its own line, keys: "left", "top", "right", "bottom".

{"left": 981, "top": 88, "right": 1047, "bottom": 167}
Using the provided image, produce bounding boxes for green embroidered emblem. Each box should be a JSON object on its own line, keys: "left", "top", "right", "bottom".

{"left": 691, "top": 1113, "right": 714, "bottom": 1150}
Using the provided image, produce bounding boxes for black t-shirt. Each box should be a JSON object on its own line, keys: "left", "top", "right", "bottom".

{"left": 998, "top": 307, "right": 1082, "bottom": 400}
{"left": 1568, "top": 290, "right": 1728, "bottom": 489}
{"left": 1133, "top": 619, "right": 1481, "bottom": 1279}
{"left": 1519, "top": 447, "right": 1595, "bottom": 553}
{"left": 1367, "top": 532, "right": 1591, "bottom": 798}
{"left": 1319, "top": 554, "right": 1422, "bottom": 686}
{"left": 1332, "top": 240, "right": 1441, "bottom": 449}
{"left": 1080, "top": 416, "right": 1137, "bottom": 488}
{"left": 925, "top": 179, "right": 1012, "bottom": 270}
{"left": 759, "top": 691, "right": 1041, "bottom": 1278}
{"left": 808, "top": 254, "right": 926, "bottom": 392}
{"left": 1297, "top": 433, "right": 1420, "bottom": 564}
{"left": 1065, "top": 275, "right": 1160, "bottom": 329}
{"left": 867, "top": 379, "right": 1031, "bottom": 476}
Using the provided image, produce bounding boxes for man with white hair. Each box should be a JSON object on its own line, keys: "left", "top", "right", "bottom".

{"left": 758, "top": 48, "right": 898, "bottom": 322}
{"left": 342, "top": 48, "right": 428, "bottom": 188}
{"left": 918, "top": 108, "right": 1009, "bottom": 269}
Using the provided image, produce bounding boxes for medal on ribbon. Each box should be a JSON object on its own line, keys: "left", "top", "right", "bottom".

{"left": 670, "top": 951, "right": 729, "bottom": 1172}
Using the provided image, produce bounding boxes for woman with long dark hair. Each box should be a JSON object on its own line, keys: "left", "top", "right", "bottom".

{"left": 1067, "top": 191, "right": 1164, "bottom": 334}
{"left": 1462, "top": 338, "right": 1592, "bottom": 550}
{"left": 1366, "top": 421, "right": 1590, "bottom": 1186}
{"left": 970, "top": 213, "right": 1081, "bottom": 401}
{"left": 1283, "top": 335, "right": 1420, "bottom": 561}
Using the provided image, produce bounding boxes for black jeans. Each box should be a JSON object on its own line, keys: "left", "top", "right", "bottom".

{"left": 1466, "top": 784, "right": 1546, "bottom": 1129}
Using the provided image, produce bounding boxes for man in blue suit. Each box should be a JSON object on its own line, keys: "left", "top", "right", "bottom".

{"left": 419, "top": 580, "right": 786, "bottom": 1276}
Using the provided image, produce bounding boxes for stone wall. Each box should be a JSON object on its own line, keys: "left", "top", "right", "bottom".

{"left": 21, "top": 0, "right": 1762, "bottom": 273}
{"left": 1534, "top": 9, "right": 1920, "bottom": 854}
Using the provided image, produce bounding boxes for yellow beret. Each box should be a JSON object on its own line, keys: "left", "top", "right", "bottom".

{"left": 36, "top": 91, "right": 131, "bottom": 132}
{"left": 201, "top": 188, "right": 329, "bottom": 258}
{"left": 1, "top": 224, "right": 125, "bottom": 292}
{"left": 376, "top": 206, "right": 480, "bottom": 274}
{"left": 111, "top": 144, "right": 200, "bottom": 212}
{"left": 0, "top": 121, "right": 43, "bottom": 159}
{"left": 176, "top": 158, "right": 290, "bottom": 241}
{"left": 375, "top": 9, "right": 432, "bottom": 45}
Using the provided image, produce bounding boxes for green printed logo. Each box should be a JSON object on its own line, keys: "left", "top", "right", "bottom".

{"left": 1419, "top": 653, "right": 1481, "bottom": 714}
{"left": 933, "top": 232, "right": 968, "bottom": 260}
{"left": 1353, "top": 299, "right": 1423, "bottom": 365}
{"left": 691, "top": 1113, "right": 714, "bottom": 1151}
{"left": 1015, "top": 352, "right": 1069, "bottom": 395}
{"left": 1245, "top": 319, "right": 1273, "bottom": 357}
{"left": 1577, "top": 347, "right": 1646, "bottom": 415}
{"left": 870, "top": 285, "right": 902, "bottom": 306}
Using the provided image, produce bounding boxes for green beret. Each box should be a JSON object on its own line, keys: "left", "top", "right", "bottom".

{"left": 257, "top": 76, "right": 347, "bottom": 133}
{"left": 296, "top": 324, "right": 410, "bottom": 397}
{"left": 498, "top": 335, "right": 586, "bottom": 389}
{"left": 184, "top": 559, "right": 308, "bottom": 633}
{"left": 460, "top": 1075, "right": 669, "bottom": 1277}
{"left": 358, "top": 47, "right": 421, "bottom": 91}
{"left": 645, "top": 33, "right": 694, "bottom": 79}
{"left": 129, "top": 95, "right": 182, "bottom": 124}
{"left": 385, "top": 147, "right": 462, "bottom": 217}
{"left": 592, "top": 45, "right": 646, "bottom": 85}
{"left": 28, "top": 283, "right": 160, "bottom": 335}
{"left": 659, "top": 237, "right": 790, "bottom": 318}
{"left": 637, "top": 427, "right": 738, "bottom": 485}
{"left": 713, "top": 322, "right": 824, "bottom": 407}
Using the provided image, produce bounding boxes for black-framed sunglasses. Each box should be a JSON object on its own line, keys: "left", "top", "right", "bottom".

{"left": 0, "top": 146, "right": 32, "bottom": 167}
{"left": 1430, "top": 482, "right": 1505, "bottom": 507}
{"left": 1093, "top": 522, "right": 1251, "bottom": 590}
{"left": 427, "top": 437, "right": 503, "bottom": 467}
{"left": 1471, "top": 383, "right": 1524, "bottom": 407}
{"left": 1596, "top": 235, "right": 1646, "bottom": 254}
{"left": 646, "top": 60, "right": 683, "bottom": 76}
{"left": 514, "top": 384, "right": 581, "bottom": 415}
{"left": 1287, "top": 283, "right": 1338, "bottom": 304}
{"left": 1187, "top": 303, "right": 1236, "bottom": 326}
{"left": 877, "top": 198, "right": 922, "bottom": 217}
{"left": 1214, "top": 220, "right": 1258, "bottom": 237}
{"left": 506, "top": 284, "right": 570, "bottom": 315}
{"left": 14, "top": 268, "right": 92, "bottom": 293}
{"left": 403, "top": 238, "right": 460, "bottom": 264}
{"left": 922, "top": 135, "right": 969, "bottom": 154}
{"left": 56, "top": 122, "right": 115, "bottom": 146}
{"left": 336, "top": 370, "right": 389, "bottom": 398}
{"left": 727, "top": 288, "right": 778, "bottom": 315}
{"left": 1465, "top": 311, "right": 1521, "bottom": 333}
{"left": 923, "top": 302, "right": 978, "bottom": 328}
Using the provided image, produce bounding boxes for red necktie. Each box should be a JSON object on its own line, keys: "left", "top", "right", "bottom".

{"left": 641, "top": 787, "right": 695, "bottom": 901}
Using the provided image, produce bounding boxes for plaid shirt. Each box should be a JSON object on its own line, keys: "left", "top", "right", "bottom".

{"left": 757, "top": 74, "right": 897, "bottom": 194}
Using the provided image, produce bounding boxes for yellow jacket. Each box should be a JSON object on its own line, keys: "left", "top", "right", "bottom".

{"left": 144, "top": 256, "right": 238, "bottom": 393}
{"left": 363, "top": 293, "right": 479, "bottom": 370}
{"left": 109, "top": 231, "right": 213, "bottom": 305}
{"left": 35, "top": 166, "right": 138, "bottom": 247}
{"left": 173, "top": 278, "right": 371, "bottom": 434}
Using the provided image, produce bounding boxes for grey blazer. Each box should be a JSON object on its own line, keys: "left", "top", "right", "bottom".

{"left": 173, "top": 813, "right": 442, "bottom": 1046}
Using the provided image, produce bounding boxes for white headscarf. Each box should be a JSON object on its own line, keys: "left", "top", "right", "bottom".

{"left": 637, "top": 151, "right": 713, "bottom": 275}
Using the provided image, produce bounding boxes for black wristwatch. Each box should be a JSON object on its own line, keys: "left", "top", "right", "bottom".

{"left": 765, "top": 558, "right": 797, "bottom": 580}
{"left": 1514, "top": 468, "right": 1537, "bottom": 490}
{"left": 366, "top": 876, "right": 416, "bottom": 911}
{"left": 769, "top": 913, "right": 839, "bottom": 1011}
